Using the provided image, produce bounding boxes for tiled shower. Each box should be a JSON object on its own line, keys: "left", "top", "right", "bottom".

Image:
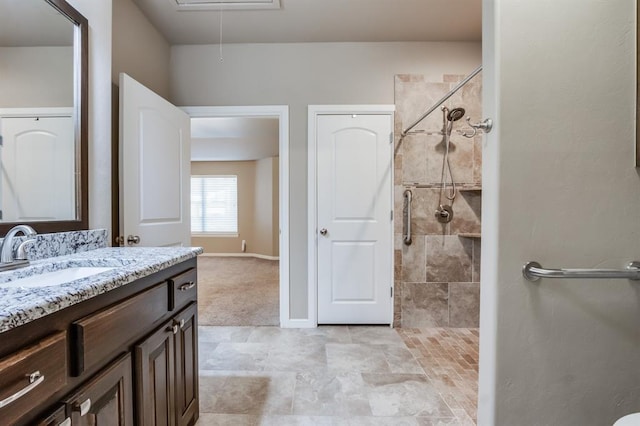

{"left": 394, "top": 73, "right": 482, "bottom": 328}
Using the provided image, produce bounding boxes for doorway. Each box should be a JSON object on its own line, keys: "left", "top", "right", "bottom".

{"left": 182, "top": 106, "right": 290, "bottom": 327}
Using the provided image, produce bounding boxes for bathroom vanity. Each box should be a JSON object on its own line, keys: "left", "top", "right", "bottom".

{"left": 0, "top": 231, "right": 201, "bottom": 426}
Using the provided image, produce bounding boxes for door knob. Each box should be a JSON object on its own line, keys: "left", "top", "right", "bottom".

{"left": 319, "top": 228, "right": 328, "bottom": 236}
{"left": 127, "top": 235, "right": 140, "bottom": 245}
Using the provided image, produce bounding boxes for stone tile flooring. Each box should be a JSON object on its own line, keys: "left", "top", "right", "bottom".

{"left": 196, "top": 326, "right": 478, "bottom": 426}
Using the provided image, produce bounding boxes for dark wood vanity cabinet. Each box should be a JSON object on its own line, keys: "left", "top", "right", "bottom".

{"left": 135, "top": 302, "right": 198, "bottom": 426}
{"left": 135, "top": 317, "right": 177, "bottom": 425}
{"left": 63, "top": 353, "right": 134, "bottom": 426}
{"left": 34, "top": 405, "right": 68, "bottom": 426}
{"left": 0, "top": 258, "right": 199, "bottom": 426}
{"left": 173, "top": 303, "right": 198, "bottom": 426}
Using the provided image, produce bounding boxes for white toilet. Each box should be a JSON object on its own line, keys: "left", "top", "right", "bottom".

{"left": 613, "top": 413, "right": 640, "bottom": 426}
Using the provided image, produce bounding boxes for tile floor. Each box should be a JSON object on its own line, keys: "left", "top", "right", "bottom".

{"left": 196, "top": 326, "right": 478, "bottom": 425}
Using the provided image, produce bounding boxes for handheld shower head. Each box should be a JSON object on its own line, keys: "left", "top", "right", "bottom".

{"left": 447, "top": 107, "right": 466, "bottom": 122}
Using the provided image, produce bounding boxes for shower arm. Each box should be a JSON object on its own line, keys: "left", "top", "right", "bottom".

{"left": 400, "top": 65, "right": 483, "bottom": 137}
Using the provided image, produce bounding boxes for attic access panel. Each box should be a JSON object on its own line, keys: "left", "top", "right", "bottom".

{"left": 173, "top": 0, "right": 280, "bottom": 10}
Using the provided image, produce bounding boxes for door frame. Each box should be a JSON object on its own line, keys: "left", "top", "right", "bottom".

{"left": 181, "top": 105, "right": 291, "bottom": 327}
{"left": 307, "top": 105, "right": 396, "bottom": 328}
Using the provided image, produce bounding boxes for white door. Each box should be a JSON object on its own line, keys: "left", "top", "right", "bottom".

{"left": 316, "top": 114, "right": 393, "bottom": 324}
{"left": 0, "top": 115, "right": 74, "bottom": 222}
{"left": 119, "top": 73, "right": 191, "bottom": 247}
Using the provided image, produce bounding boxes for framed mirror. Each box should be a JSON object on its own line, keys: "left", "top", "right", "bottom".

{"left": 0, "top": 0, "right": 87, "bottom": 234}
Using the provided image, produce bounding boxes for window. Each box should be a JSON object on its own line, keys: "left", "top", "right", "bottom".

{"left": 191, "top": 175, "right": 238, "bottom": 235}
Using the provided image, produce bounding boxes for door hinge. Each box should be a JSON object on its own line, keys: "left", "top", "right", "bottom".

{"left": 390, "top": 287, "right": 393, "bottom": 297}
{"left": 390, "top": 210, "right": 393, "bottom": 221}
{"left": 389, "top": 133, "right": 393, "bottom": 144}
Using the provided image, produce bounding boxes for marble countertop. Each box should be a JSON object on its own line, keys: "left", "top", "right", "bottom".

{"left": 0, "top": 246, "right": 202, "bottom": 333}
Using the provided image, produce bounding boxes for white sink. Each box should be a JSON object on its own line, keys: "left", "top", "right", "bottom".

{"left": 0, "top": 267, "right": 115, "bottom": 288}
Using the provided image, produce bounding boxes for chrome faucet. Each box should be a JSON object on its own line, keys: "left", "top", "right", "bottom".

{"left": 0, "top": 225, "right": 37, "bottom": 270}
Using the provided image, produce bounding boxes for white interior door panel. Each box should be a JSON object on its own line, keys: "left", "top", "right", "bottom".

{"left": 316, "top": 114, "right": 393, "bottom": 324}
{"left": 120, "top": 73, "right": 191, "bottom": 247}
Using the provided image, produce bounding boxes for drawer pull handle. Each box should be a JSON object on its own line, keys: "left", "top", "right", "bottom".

{"left": 0, "top": 370, "right": 44, "bottom": 409}
{"left": 178, "top": 281, "right": 195, "bottom": 291}
{"left": 76, "top": 398, "right": 91, "bottom": 416}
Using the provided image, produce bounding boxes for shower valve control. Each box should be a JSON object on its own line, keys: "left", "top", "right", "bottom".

{"left": 435, "top": 205, "right": 454, "bottom": 224}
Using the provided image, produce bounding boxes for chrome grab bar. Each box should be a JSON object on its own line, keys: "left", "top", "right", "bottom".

{"left": 523, "top": 261, "right": 640, "bottom": 282}
{"left": 403, "top": 190, "right": 412, "bottom": 245}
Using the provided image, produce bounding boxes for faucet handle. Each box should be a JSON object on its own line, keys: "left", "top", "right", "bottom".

{"left": 15, "top": 239, "right": 36, "bottom": 261}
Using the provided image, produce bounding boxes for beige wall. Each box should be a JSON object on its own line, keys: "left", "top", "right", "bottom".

{"left": 272, "top": 156, "right": 279, "bottom": 256}
{"left": 67, "top": 0, "right": 112, "bottom": 235}
{"left": 191, "top": 159, "right": 279, "bottom": 256}
{"left": 191, "top": 161, "right": 255, "bottom": 254}
{"left": 0, "top": 47, "right": 73, "bottom": 108}
{"left": 171, "top": 41, "right": 482, "bottom": 319}
{"left": 253, "top": 157, "right": 279, "bottom": 257}
{"left": 112, "top": 0, "right": 170, "bottom": 99}
{"left": 479, "top": 0, "right": 639, "bottom": 424}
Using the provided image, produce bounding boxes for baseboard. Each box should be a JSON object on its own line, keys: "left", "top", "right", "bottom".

{"left": 200, "top": 252, "right": 280, "bottom": 261}
{"left": 280, "top": 318, "right": 317, "bottom": 328}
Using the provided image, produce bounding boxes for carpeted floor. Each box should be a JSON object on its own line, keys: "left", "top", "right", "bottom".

{"left": 197, "top": 256, "right": 279, "bottom": 326}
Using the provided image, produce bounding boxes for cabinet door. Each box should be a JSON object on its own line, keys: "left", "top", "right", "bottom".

{"left": 64, "top": 353, "right": 134, "bottom": 426}
{"left": 174, "top": 303, "right": 198, "bottom": 426}
{"left": 135, "top": 319, "right": 176, "bottom": 426}
{"left": 34, "top": 405, "right": 69, "bottom": 426}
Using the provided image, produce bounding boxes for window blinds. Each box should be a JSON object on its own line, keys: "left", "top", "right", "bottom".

{"left": 191, "top": 175, "right": 238, "bottom": 234}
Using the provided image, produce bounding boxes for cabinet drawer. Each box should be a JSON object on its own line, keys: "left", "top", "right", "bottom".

{"left": 72, "top": 283, "right": 168, "bottom": 375}
{"left": 0, "top": 332, "right": 67, "bottom": 425}
{"left": 169, "top": 268, "right": 197, "bottom": 311}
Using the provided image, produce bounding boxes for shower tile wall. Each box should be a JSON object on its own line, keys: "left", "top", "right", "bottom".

{"left": 394, "top": 73, "right": 482, "bottom": 328}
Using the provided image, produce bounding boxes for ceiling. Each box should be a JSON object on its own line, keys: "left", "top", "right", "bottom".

{"left": 133, "top": 0, "right": 482, "bottom": 45}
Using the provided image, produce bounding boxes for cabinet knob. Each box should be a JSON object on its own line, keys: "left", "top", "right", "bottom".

{"left": 320, "top": 228, "right": 328, "bottom": 236}
{"left": 126, "top": 235, "right": 140, "bottom": 245}
{"left": 167, "top": 319, "right": 185, "bottom": 335}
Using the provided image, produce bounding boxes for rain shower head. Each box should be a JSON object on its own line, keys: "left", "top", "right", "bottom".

{"left": 447, "top": 107, "right": 466, "bottom": 122}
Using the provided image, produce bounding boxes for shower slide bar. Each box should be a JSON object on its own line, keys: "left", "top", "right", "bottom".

{"left": 401, "top": 65, "right": 483, "bottom": 137}
{"left": 522, "top": 261, "right": 640, "bottom": 282}
{"left": 403, "top": 190, "right": 412, "bottom": 245}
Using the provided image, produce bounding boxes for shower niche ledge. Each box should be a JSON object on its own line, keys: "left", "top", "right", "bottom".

{"left": 458, "top": 233, "right": 481, "bottom": 239}
{"left": 458, "top": 186, "right": 482, "bottom": 192}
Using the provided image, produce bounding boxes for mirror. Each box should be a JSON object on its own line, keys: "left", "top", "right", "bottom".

{"left": 0, "top": 0, "right": 87, "bottom": 233}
